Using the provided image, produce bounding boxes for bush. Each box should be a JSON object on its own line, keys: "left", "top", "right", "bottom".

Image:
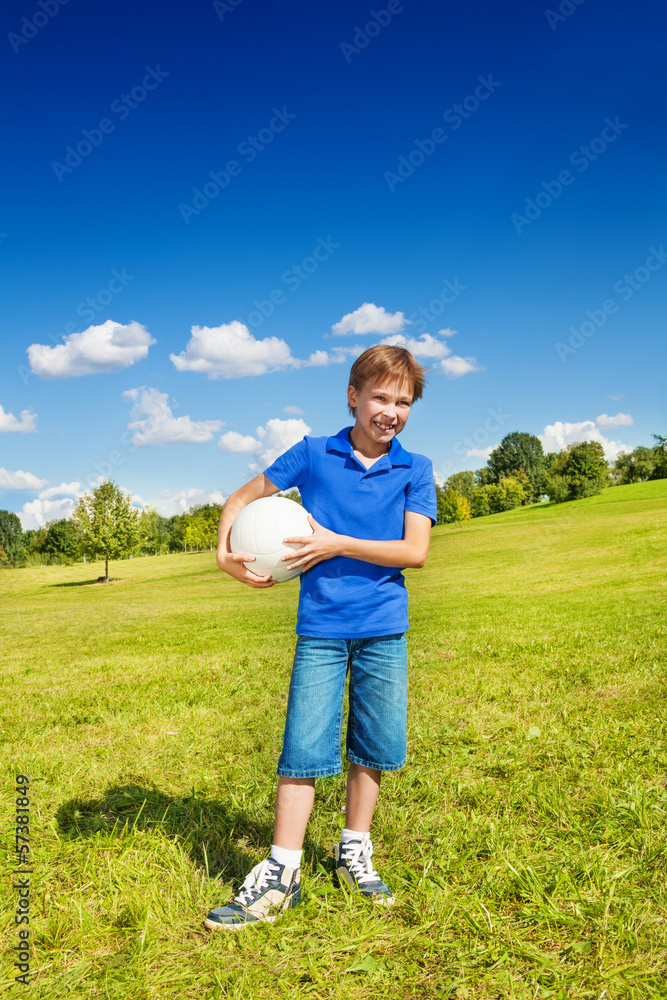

{"left": 547, "top": 441, "right": 610, "bottom": 502}
{"left": 438, "top": 490, "right": 471, "bottom": 524}
{"left": 544, "top": 474, "right": 570, "bottom": 504}
{"left": 470, "top": 476, "right": 526, "bottom": 517}
{"left": 0, "top": 510, "right": 25, "bottom": 567}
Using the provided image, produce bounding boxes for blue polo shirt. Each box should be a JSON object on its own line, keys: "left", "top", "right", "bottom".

{"left": 263, "top": 426, "right": 437, "bottom": 638}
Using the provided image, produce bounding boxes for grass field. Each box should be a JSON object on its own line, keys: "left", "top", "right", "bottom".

{"left": 2, "top": 480, "right": 666, "bottom": 999}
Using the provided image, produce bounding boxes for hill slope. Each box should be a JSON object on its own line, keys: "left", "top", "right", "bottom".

{"left": 0, "top": 479, "right": 666, "bottom": 998}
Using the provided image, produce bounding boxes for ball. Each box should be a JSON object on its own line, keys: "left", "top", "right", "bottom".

{"left": 230, "top": 496, "right": 314, "bottom": 583}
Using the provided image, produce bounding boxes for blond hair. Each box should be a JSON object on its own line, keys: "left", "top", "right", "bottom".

{"left": 347, "top": 344, "right": 429, "bottom": 417}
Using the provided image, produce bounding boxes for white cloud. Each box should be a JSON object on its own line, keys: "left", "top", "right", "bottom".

{"left": 466, "top": 445, "right": 497, "bottom": 460}
{"left": 123, "top": 387, "right": 223, "bottom": 446}
{"left": 219, "top": 417, "right": 312, "bottom": 475}
{"left": 0, "top": 468, "right": 49, "bottom": 491}
{"left": 439, "top": 355, "right": 483, "bottom": 378}
{"left": 305, "top": 350, "right": 330, "bottom": 366}
{"left": 39, "top": 481, "right": 80, "bottom": 500}
{"left": 170, "top": 322, "right": 370, "bottom": 378}
{"left": 607, "top": 393, "right": 625, "bottom": 401}
{"left": 595, "top": 412, "right": 634, "bottom": 429}
{"left": 0, "top": 404, "right": 37, "bottom": 433}
{"left": 329, "top": 345, "right": 365, "bottom": 363}
{"left": 27, "top": 320, "right": 155, "bottom": 379}
{"left": 539, "top": 420, "right": 631, "bottom": 461}
{"left": 20, "top": 497, "right": 77, "bottom": 529}
{"left": 170, "top": 321, "right": 300, "bottom": 378}
{"left": 17, "top": 482, "right": 81, "bottom": 529}
{"left": 284, "top": 405, "right": 304, "bottom": 415}
{"left": 381, "top": 330, "right": 483, "bottom": 379}
{"left": 154, "top": 488, "right": 226, "bottom": 516}
{"left": 218, "top": 431, "right": 260, "bottom": 453}
{"left": 18, "top": 480, "right": 145, "bottom": 529}
{"left": 331, "top": 303, "right": 407, "bottom": 337}
{"left": 381, "top": 331, "right": 453, "bottom": 359}
{"left": 254, "top": 418, "right": 312, "bottom": 468}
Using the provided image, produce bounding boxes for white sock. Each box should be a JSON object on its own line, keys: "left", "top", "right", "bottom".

{"left": 270, "top": 844, "right": 302, "bottom": 870}
{"left": 341, "top": 828, "right": 369, "bottom": 844}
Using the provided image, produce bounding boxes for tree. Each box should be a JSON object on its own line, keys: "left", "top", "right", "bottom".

{"left": 166, "top": 514, "right": 186, "bottom": 553}
{"left": 42, "top": 519, "right": 81, "bottom": 564}
{"left": 438, "top": 490, "right": 472, "bottom": 525}
{"left": 487, "top": 432, "right": 546, "bottom": 502}
{"left": 184, "top": 517, "right": 207, "bottom": 552}
{"left": 543, "top": 452, "right": 560, "bottom": 476}
{"left": 443, "top": 471, "right": 475, "bottom": 500}
{"left": 650, "top": 434, "right": 667, "bottom": 480}
{"left": 546, "top": 441, "right": 610, "bottom": 502}
{"left": 470, "top": 486, "right": 492, "bottom": 518}
{"left": 23, "top": 527, "right": 47, "bottom": 555}
{"left": 0, "top": 510, "right": 25, "bottom": 567}
{"left": 543, "top": 474, "right": 570, "bottom": 504}
{"left": 613, "top": 446, "right": 657, "bottom": 485}
{"left": 470, "top": 476, "right": 526, "bottom": 517}
{"left": 72, "top": 480, "right": 140, "bottom": 581}
{"left": 183, "top": 503, "right": 223, "bottom": 552}
{"left": 282, "top": 489, "right": 303, "bottom": 506}
{"left": 137, "top": 508, "right": 171, "bottom": 555}
{"left": 474, "top": 466, "right": 494, "bottom": 487}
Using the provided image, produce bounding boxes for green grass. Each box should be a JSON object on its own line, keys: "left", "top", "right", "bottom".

{"left": 2, "top": 480, "right": 667, "bottom": 999}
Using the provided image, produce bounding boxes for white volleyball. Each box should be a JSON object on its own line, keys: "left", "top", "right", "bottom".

{"left": 230, "top": 496, "right": 313, "bottom": 583}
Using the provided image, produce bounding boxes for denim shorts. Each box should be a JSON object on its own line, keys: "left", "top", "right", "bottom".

{"left": 277, "top": 633, "right": 408, "bottom": 778}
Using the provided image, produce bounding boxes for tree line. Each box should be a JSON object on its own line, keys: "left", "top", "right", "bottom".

{"left": 0, "top": 431, "right": 664, "bottom": 566}
{"left": 0, "top": 484, "right": 304, "bottom": 572}
{"left": 436, "top": 431, "right": 666, "bottom": 524}
{"left": 0, "top": 487, "right": 222, "bottom": 572}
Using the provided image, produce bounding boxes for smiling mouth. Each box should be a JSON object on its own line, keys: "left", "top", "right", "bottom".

{"left": 374, "top": 421, "right": 395, "bottom": 431}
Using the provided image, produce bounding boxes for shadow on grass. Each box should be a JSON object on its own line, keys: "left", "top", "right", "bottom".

{"left": 52, "top": 578, "right": 117, "bottom": 587}
{"left": 55, "top": 783, "right": 326, "bottom": 884}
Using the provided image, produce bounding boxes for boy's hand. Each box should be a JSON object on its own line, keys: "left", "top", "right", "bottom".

{"left": 281, "top": 514, "right": 342, "bottom": 573}
{"left": 217, "top": 550, "right": 277, "bottom": 589}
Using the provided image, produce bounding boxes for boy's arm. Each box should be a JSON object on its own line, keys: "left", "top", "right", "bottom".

{"left": 217, "top": 473, "right": 281, "bottom": 588}
{"left": 281, "top": 510, "right": 432, "bottom": 573}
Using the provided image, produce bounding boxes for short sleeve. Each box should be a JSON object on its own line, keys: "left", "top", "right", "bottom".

{"left": 263, "top": 436, "right": 309, "bottom": 491}
{"left": 405, "top": 457, "right": 437, "bottom": 527}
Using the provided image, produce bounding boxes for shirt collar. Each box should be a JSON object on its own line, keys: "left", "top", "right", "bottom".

{"left": 326, "top": 426, "right": 413, "bottom": 468}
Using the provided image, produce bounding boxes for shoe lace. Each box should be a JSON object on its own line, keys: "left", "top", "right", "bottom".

{"left": 342, "top": 836, "right": 381, "bottom": 885}
{"left": 234, "top": 859, "right": 281, "bottom": 907}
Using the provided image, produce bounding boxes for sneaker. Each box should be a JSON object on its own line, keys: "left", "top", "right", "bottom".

{"left": 334, "top": 834, "right": 394, "bottom": 906}
{"left": 204, "top": 858, "right": 301, "bottom": 930}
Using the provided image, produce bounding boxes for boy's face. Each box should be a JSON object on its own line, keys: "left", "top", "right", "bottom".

{"left": 347, "top": 377, "right": 413, "bottom": 448}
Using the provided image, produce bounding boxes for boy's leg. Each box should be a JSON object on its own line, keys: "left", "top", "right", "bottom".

{"left": 334, "top": 634, "right": 408, "bottom": 905}
{"left": 205, "top": 637, "right": 349, "bottom": 930}
{"left": 273, "top": 776, "right": 315, "bottom": 850}
{"left": 345, "top": 763, "right": 381, "bottom": 832}
{"left": 273, "top": 636, "right": 349, "bottom": 849}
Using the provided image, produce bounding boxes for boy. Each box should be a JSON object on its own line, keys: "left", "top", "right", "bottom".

{"left": 205, "top": 344, "right": 437, "bottom": 930}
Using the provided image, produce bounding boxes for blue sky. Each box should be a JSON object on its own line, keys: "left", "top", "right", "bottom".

{"left": 1, "top": 0, "right": 665, "bottom": 527}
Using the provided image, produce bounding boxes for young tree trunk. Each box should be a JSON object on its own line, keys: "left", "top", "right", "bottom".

{"left": 105, "top": 551, "right": 109, "bottom": 582}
